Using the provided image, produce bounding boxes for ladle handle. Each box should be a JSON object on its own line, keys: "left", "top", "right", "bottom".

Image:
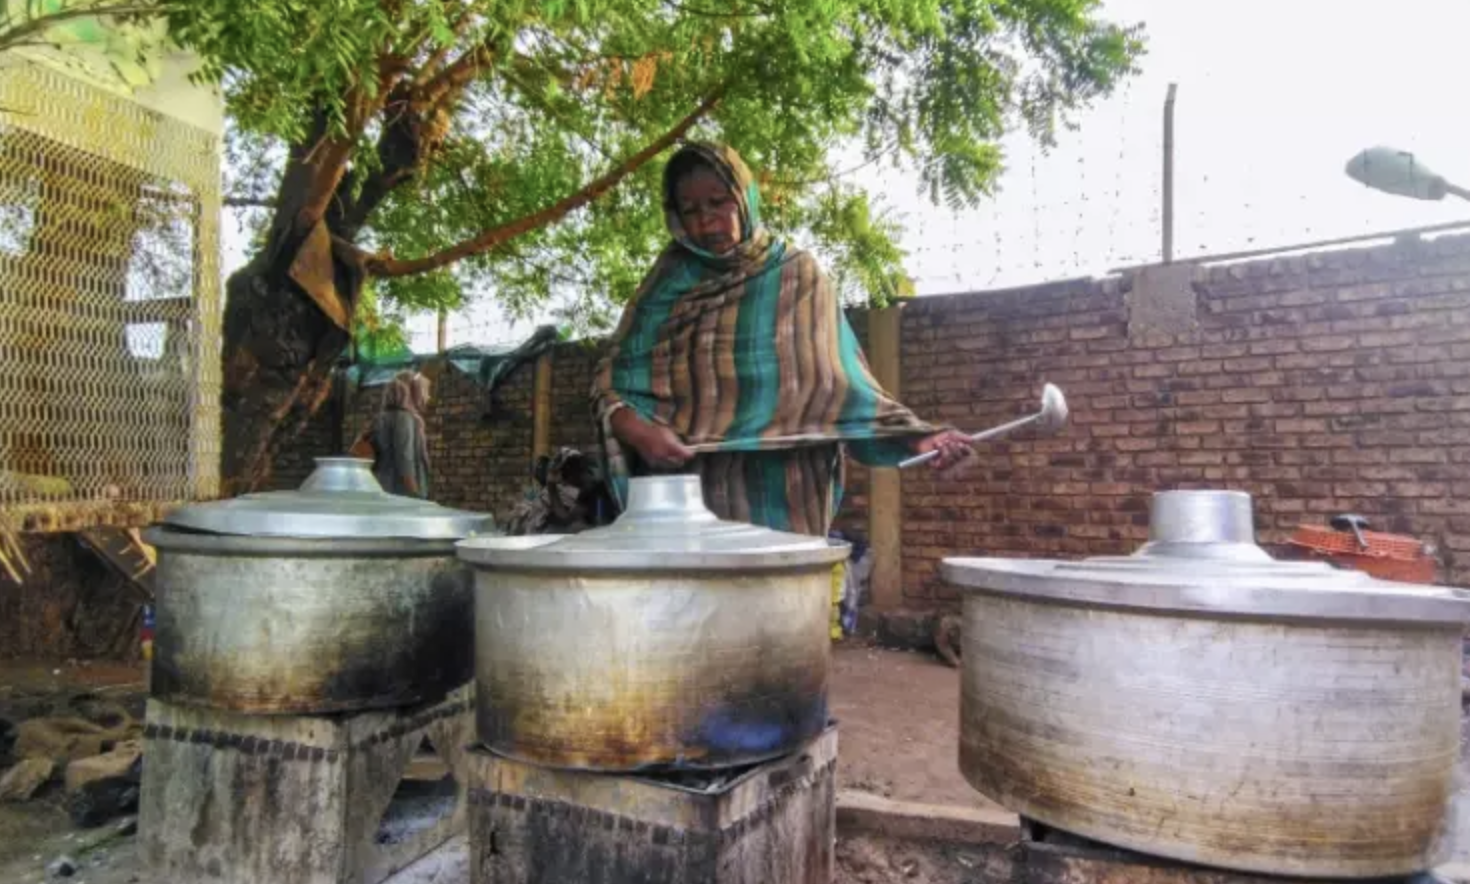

{"left": 898, "top": 412, "right": 1043, "bottom": 470}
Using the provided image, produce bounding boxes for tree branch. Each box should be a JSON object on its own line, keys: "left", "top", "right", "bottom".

{"left": 367, "top": 85, "right": 726, "bottom": 279}
{"left": 224, "top": 195, "right": 276, "bottom": 208}
{"left": 662, "top": 0, "right": 773, "bottom": 18}
{"left": 335, "top": 89, "right": 447, "bottom": 238}
{"left": 411, "top": 6, "right": 478, "bottom": 87}
{"left": 418, "top": 32, "right": 496, "bottom": 109}
{"left": 291, "top": 79, "right": 395, "bottom": 233}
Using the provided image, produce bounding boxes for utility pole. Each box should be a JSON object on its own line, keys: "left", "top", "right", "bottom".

{"left": 1162, "top": 83, "right": 1178, "bottom": 263}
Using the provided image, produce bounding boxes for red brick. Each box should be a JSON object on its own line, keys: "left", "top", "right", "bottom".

{"left": 1131, "top": 363, "right": 1174, "bottom": 379}
{"left": 1202, "top": 343, "right": 1249, "bottom": 359}
{"left": 1274, "top": 418, "right": 1330, "bottom": 434}
{"left": 1176, "top": 421, "right": 1221, "bottom": 436}
{"left": 1390, "top": 448, "right": 1450, "bottom": 465}
{"left": 1222, "top": 388, "right": 1273, "bottom": 404}
{"left": 1222, "top": 356, "right": 1273, "bottom": 374}
{"left": 1069, "top": 325, "right": 1119, "bottom": 341}
{"left": 1300, "top": 335, "right": 1357, "bottom": 352}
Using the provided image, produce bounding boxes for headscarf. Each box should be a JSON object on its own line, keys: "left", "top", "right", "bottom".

{"left": 380, "top": 370, "right": 431, "bottom": 472}
{"left": 591, "top": 142, "right": 936, "bottom": 506}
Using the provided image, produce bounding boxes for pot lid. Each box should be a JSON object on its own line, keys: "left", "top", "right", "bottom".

{"left": 160, "top": 458, "right": 492, "bottom": 541}
{"left": 941, "top": 490, "right": 1470, "bottom": 625}
{"left": 456, "top": 474, "right": 849, "bottom": 572}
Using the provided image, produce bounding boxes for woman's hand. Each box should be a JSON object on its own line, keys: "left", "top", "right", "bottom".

{"left": 611, "top": 409, "right": 695, "bottom": 470}
{"left": 911, "top": 430, "right": 976, "bottom": 475}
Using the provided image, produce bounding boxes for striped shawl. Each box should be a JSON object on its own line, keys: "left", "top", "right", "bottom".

{"left": 591, "top": 143, "right": 936, "bottom": 536}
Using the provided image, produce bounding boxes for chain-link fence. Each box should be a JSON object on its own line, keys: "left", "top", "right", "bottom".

{"left": 0, "top": 57, "right": 221, "bottom": 531}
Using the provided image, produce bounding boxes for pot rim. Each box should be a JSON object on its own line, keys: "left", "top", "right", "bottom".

{"left": 941, "top": 556, "right": 1470, "bottom": 626}
{"left": 456, "top": 535, "right": 852, "bottom": 572}
{"left": 143, "top": 526, "right": 459, "bottom": 558}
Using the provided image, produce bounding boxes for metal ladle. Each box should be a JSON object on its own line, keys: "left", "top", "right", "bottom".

{"left": 898, "top": 383, "right": 1069, "bottom": 470}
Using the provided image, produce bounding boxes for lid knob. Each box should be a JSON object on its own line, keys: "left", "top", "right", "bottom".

{"left": 622, "top": 475, "right": 719, "bottom": 525}
{"left": 300, "top": 457, "right": 384, "bottom": 494}
{"left": 1148, "top": 490, "right": 1257, "bottom": 546}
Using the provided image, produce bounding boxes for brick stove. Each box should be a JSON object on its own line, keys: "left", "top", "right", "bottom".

{"left": 467, "top": 723, "right": 838, "bottom": 884}
{"left": 138, "top": 684, "right": 475, "bottom": 884}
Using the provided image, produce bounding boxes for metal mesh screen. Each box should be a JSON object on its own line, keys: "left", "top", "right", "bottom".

{"left": 0, "top": 59, "right": 221, "bottom": 531}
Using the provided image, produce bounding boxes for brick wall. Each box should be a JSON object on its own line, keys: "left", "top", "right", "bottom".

{"left": 269, "top": 382, "right": 342, "bottom": 491}
{"left": 898, "top": 233, "right": 1470, "bottom": 604}
{"left": 295, "top": 232, "right": 1470, "bottom": 606}
{"left": 546, "top": 341, "right": 602, "bottom": 455}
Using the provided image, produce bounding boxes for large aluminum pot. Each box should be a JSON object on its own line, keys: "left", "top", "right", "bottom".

{"left": 144, "top": 457, "right": 492, "bottom": 714}
{"left": 457, "top": 474, "right": 848, "bottom": 772}
{"left": 941, "top": 490, "right": 1470, "bottom": 880}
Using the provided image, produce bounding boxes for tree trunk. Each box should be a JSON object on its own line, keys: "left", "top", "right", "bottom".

{"left": 218, "top": 256, "right": 351, "bottom": 496}
{"left": 219, "top": 107, "right": 365, "bottom": 496}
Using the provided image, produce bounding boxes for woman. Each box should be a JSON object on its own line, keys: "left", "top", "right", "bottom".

{"left": 591, "top": 142, "right": 974, "bottom": 537}
{"left": 371, "top": 370, "right": 432, "bottom": 499}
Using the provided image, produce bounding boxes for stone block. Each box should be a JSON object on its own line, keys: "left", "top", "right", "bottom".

{"left": 14, "top": 717, "right": 132, "bottom": 764}
{"left": 139, "top": 683, "right": 474, "bottom": 884}
{"left": 0, "top": 757, "right": 56, "bottom": 802}
{"left": 64, "top": 740, "right": 142, "bottom": 793}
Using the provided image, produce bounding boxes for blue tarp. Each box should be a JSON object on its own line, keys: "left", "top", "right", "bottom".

{"left": 344, "top": 325, "right": 562, "bottom": 393}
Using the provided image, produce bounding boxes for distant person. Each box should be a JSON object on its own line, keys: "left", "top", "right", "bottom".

{"left": 371, "top": 371, "right": 432, "bottom": 499}
{"left": 505, "top": 447, "right": 617, "bottom": 536}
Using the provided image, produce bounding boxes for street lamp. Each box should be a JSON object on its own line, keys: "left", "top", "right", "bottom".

{"left": 1345, "top": 146, "right": 1470, "bottom": 202}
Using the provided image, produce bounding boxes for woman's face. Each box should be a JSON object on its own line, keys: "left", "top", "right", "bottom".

{"left": 674, "top": 167, "right": 742, "bottom": 254}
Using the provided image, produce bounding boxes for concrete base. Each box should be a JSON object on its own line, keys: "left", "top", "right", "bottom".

{"left": 139, "top": 684, "right": 474, "bottom": 884}
{"left": 835, "top": 791, "right": 1018, "bottom": 846}
{"left": 1017, "top": 818, "right": 1443, "bottom": 884}
{"left": 829, "top": 794, "right": 1465, "bottom": 884}
{"left": 468, "top": 725, "right": 837, "bottom": 884}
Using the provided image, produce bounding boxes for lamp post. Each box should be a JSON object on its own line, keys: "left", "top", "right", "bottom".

{"left": 1345, "top": 146, "right": 1470, "bottom": 202}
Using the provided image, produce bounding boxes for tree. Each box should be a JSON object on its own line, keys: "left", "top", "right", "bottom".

{"left": 165, "top": 0, "right": 1143, "bottom": 494}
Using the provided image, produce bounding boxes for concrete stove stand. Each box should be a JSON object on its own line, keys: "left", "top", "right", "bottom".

{"left": 138, "top": 684, "right": 474, "bottom": 884}
{"left": 468, "top": 724, "right": 838, "bottom": 884}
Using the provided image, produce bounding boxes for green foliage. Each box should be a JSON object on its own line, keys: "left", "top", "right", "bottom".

{"left": 0, "top": 1, "right": 170, "bottom": 87}
{"left": 170, "top": 0, "right": 1143, "bottom": 339}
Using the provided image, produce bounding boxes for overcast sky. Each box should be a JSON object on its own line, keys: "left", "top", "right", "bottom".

{"left": 222, "top": 0, "right": 1470, "bottom": 351}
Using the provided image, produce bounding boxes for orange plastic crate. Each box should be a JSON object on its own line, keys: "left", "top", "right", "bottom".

{"left": 1287, "top": 524, "right": 1436, "bottom": 585}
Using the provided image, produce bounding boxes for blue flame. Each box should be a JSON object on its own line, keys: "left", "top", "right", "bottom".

{"left": 693, "top": 697, "right": 827, "bottom": 758}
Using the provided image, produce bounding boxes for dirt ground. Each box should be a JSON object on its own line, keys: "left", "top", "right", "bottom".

{"left": 836, "top": 832, "right": 1014, "bottom": 884}
{"left": 830, "top": 642, "right": 994, "bottom": 810}
{"left": 0, "top": 660, "right": 149, "bottom": 883}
